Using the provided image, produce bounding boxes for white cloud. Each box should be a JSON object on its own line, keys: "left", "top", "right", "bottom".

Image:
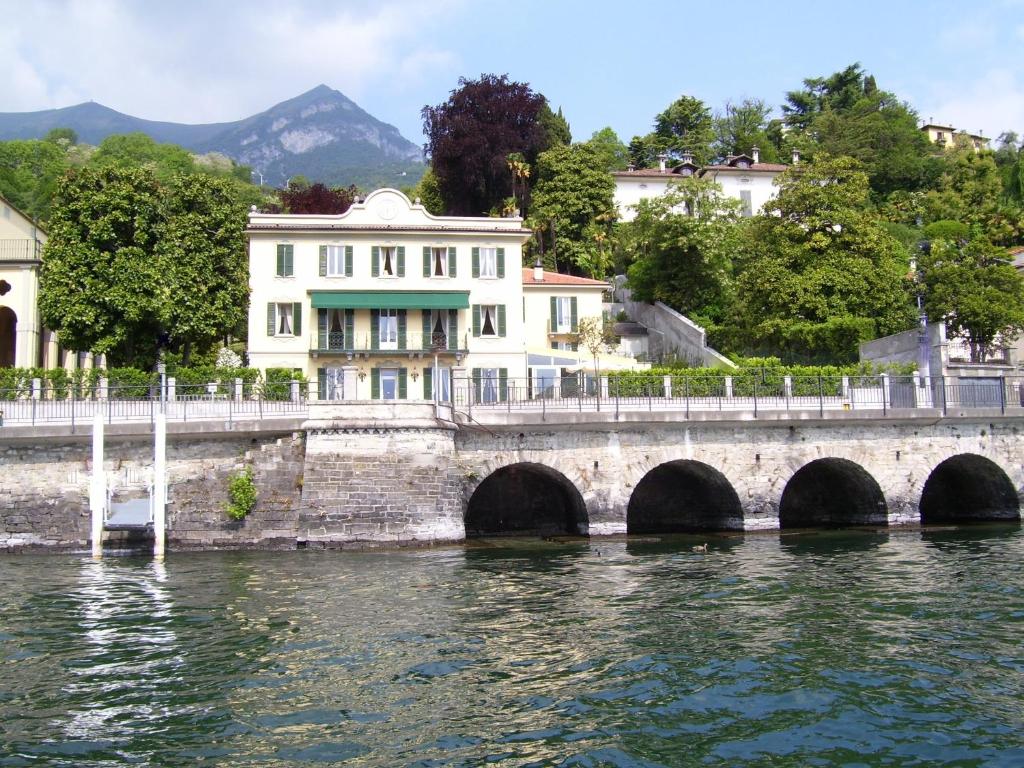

{"left": 921, "top": 68, "right": 1024, "bottom": 139}
{"left": 0, "top": 0, "right": 463, "bottom": 127}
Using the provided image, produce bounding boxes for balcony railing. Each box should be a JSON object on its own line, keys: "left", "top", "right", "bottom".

{"left": 0, "top": 239, "right": 42, "bottom": 263}
{"left": 311, "top": 331, "right": 469, "bottom": 354}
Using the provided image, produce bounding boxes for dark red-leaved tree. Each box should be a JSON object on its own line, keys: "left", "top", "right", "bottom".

{"left": 279, "top": 183, "right": 357, "bottom": 214}
{"left": 422, "top": 74, "right": 549, "bottom": 216}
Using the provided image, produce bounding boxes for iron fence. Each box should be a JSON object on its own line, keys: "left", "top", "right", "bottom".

{"left": 0, "top": 374, "right": 1021, "bottom": 428}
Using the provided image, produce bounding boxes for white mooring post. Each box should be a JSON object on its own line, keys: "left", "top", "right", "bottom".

{"left": 90, "top": 413, "right": 105, "bottom": 559}
{"left": 153, "top": 413, "right": 167, "bottom": 559}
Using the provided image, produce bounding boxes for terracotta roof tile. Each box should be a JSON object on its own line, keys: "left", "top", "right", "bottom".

{"left": 522, "top": 268, "right": 609, "bottom": 287}
{"left": 700, "top": 162, "right": 788, "bottom": 173}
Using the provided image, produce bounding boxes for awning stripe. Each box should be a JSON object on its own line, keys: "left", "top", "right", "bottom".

{"left": 310, "top": 290, "right": 470, "bottom": 310}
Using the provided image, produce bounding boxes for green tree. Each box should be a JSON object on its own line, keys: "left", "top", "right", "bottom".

{"left": 782, "top": 62, "right": 869, "bottom": 131}
{"left": 90, "top": 133, "right": 195, "bottom": 180}
{"left": 713, "top": 99, "right": 779, "bottom": 162}
{"left": 922, "top": 145, "right": 1016, "bottom": 242}
{"left": 623, "top": 176, "right": 741, "bottom": 326}
{"left": 528, "top": 142, "right": 616, "bottom": 277}
{"left": 629, "top": 95, "right": 715, "bottom": 167}
{"left": 407, "top": 166, "right": 445, "bottom": 214}
{"left": 731, "top": 155, "right": 916, "bottom": 362}
{"left": 919, "top": 235, "right": 1024, "bottom": 361}
{"left": 586, "top": 127, "right": 629, "bottom": 172}
{"left": 40, "top": 166, "right": 248, "bottom": 367}
{"left": 539, "top": 103, "right": 572, "bottom": 146}
{"left": 0, "top": 139, "right": 71, "bottom": 222}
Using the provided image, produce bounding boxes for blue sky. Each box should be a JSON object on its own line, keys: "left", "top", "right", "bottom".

{"left": 2, "top": 0, "right": 1022, "bottom": 148}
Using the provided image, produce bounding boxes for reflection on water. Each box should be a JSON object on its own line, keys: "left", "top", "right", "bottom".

{"left": 1, "top": 526, "right": 1023, "bottom": 766}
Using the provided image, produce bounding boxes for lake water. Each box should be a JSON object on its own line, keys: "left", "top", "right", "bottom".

{"left": 2, "top": 527, "right": 1023, "bottom": 767}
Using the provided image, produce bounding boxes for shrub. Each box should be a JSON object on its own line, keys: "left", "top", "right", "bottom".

{"left": 226, "top": 467, "right": 257, "bottom": 521}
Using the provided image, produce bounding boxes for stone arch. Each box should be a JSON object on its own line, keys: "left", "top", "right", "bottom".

{"left": 920, "top": 454, "right": 1020, "bottom": 523}
{"left": 0, "top": 306, "right": 15, "bottom": 368}
{"left": 779, "top": 457, "right": 888, "bottom": 529}
{"left": 627, "top": 460, "right": 744, "bottom": 533}
{"left": 465, "top": 462, "right": 588, "bottom": 537}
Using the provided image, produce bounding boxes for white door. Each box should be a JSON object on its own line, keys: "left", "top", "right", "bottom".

{"left": 380, "top": 368, "right": 398, "bottom": 400}
{"left": 325, "top": 368, "right": 344, "bottom": 400}
{"left": 379, "top": 309, "right": 398, "bottom": 350}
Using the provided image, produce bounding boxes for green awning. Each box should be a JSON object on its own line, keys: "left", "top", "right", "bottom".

{"left": 310, "top": 290, "right": 470, "bottom": 310}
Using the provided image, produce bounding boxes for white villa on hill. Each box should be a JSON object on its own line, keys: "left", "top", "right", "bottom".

{"left": 246, "top": 188, "right": 639, "bottom": 401}
{"left": 612, "top": 148, "right": 796, "bottom": 222}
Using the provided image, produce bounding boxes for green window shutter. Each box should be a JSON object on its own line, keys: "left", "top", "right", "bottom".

{"left": 277, "top": 244, "right": 293, "bottom": 277}
{"left": 370, "top": 309, "right": 380, "bottom": 350}
{"left": 267, "top": 303, "right": 276, "bottom": 336}
{"left": 397, "top": 246, "right": 405, "bottom": 277}
{"left": 398, "top": 368, "right": 408, "bottom": 399}
{"left": 422, "top": 310, "right": 431, "bottom": 350}
{"left": 550, "top": 297, "right": 557, "bottom": 332}
{"left": 317, "top": 368, "right": 326, "bottom": 400}
{"left": 448, "top": 246, "right": 456, "bottom": 277}
{"left": 448, "top": 311, "right": 458, "bottom": 351}
{"left": 423, "top": 367, "right": 432, "bottom": 400}
{"left": 371, "top": 246, "right": 380, "bottom": 277}
{"left": 319, "top": 245, "right": 327, "bottom": 276}
{"left": 497, "top": 304, "right": 506, "bottom": 337}
{"left": 423, "top": 246, "right": 431, "bottom": 277}
{"left": 276, "top": 244, "right": 284, "bottom": 276}
{"left": 370, "top": 368, "right": 380, "bottom": 399}
{"left": 344, "top": 309, "right": 354, "bottom": 349}
{"left": 345, "top": 245, "right": 353, "bottom": 277}
{"left": 497, "top": 247, "right": 505, "bottom": 278}
{"left": 472, "top": 305, "right": 481, "bottom": 337}
{"left": 317, "top": 308, "right": 328, "bottom": 349}
{"left": 292, "top": 302, "right": 302, "bottom": 337}
{"left": 472, "top": 368, "right": 481, "bottom": 403}
{"left": 472, "top": 247, "right": 480, "bottom": 278}
{"left": 499, "top": 368, "right": 508, "bottom": 402}
{"left": 287, "top": 245, "right": 294, "bottom": 276}
{"left": 570, "top": 297, "right": 578, "bottom": 332}
{"left": 397, "top": 309, "right": 407, "bottom": 350}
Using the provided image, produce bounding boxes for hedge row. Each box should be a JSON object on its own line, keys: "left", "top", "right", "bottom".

{"left": 0, "top": 366, "right": 276, "bottom": 400}
{"left": 606, "top": 359, "right": 919, "bottom": 398}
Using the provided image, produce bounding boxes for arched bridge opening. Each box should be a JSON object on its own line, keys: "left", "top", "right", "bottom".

{"left": 465, "top": 463, "right": 589, "bottom": 537}
{"left": 920, "top": 454, "right": 1020, "bottom": 523}
{"left": 779, "top": 458, "right": 888, "bottom": 529}
{"left": 627, "top": 460, "right": 744, "bottom": 533}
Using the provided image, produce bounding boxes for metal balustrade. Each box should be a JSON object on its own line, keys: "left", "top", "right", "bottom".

{"left": 0, "top": 374, "right": 1021, "bottom": 428}
{"left": 310, "top": 331, "right": 469, "bottom": 354}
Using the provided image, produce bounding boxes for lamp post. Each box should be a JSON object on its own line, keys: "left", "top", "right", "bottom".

{"left": 913, "top": 238, "right": 931, "bottom": 380}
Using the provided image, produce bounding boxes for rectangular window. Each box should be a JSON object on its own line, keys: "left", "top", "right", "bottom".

{"left": 380, "top": 246, "right": 397, "bottom": 276}
{"left": 740, "top": 190, "right": 753, "bottom": 218}
{"left": 276, "top": 303, "right": 294, "bottom": 335}
{"left": 556, "top": 297, "right": 572, "bottom": 331}
{"left": 479, "top": 247, "right": 497, "bottom": 278}
{"left": 325, "top": 246, "right": 345, "bottom": 276}
{"left": 323, "top": 367, "right": 344, "bottom": 400}
{"left": 480, "top": 305, "right": 498, "bottom": 337}
{"left": 481, "top": 368, "right": 498, "bottom": 404}
{"left": 429, "top": 366, "right": 451, "bottom": 402}
{"left": 379, "top": 308, "right": 398, "bottom": 349}
{"left": 276, "top": 244, "right": 294, "bottom": 277}
{"left": 432, "top": 247, "right": 448, "bottom": 277}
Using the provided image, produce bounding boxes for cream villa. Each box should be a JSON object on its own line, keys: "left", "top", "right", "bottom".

{"left": 247, "top": 188, "right": 637, "bottom": 402}
{"left": 612, "top": 148, "right": 794, "bottom": 222}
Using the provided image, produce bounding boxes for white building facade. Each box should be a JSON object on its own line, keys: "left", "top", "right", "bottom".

{"left": 612, "top": 150, "right": 791, "bottom": 222}
{"left": 248, "top": 189, "right": 535, "bottom": 402}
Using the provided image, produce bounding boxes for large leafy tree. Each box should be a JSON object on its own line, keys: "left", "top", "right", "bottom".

{"left": 623, "top": 176, "right": 741, "bottom": 326}
{"left": 713, "top": 99, "right": 779, "bottom": 162}
{"left": 278, "top": 182, "right": 357, "bottom": 214}
{"left": 919, "top": 235, "right": 1024, "bottom": 362}
{"left": 586, "top": 127, "right": 630, "bottom": 172}
{"left": 732, "top": 155, "right": 916, "bottom": 362}
{"left": 0, "top": 138, "right": 72, "bottom": 222}
{"left": 629, "top": 95, "right": 715, "bottom": 168}
{"left": 40, "top": 166, "right": 248, "bottom": 367}
{"left": 783, "top": 63, "right": 940, "bottom": 199}
{"left": 421, "top": 74, "right": 550, "bottom": 216}
{"left": 529, "top": 143, "right": 616, "bottom": 277}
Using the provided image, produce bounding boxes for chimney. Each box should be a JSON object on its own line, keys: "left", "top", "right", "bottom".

{"left": 626, "top": 163, "right": 635, "bottom": 172}
{"left": 533, "top": 257, "right": 544, "bottom": 282}
{"left": 751, "top": 146, "right": 760, "bottom": 164}
{"left": 681, "top": 150, "right": 694, "bottom": 166}
{"left": 791, "top": 148, "right": 800, "bottom": 165}
{"left": 657, "top": 153, "right": 668, "bottom": 173}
